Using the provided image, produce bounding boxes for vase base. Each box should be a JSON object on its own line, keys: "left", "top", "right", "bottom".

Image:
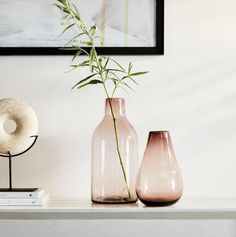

{"left": 139, "top": 197, "right": 181, "bottom": 207}
{"left": 92, "top": 196, "right": 137, "bottom": 204}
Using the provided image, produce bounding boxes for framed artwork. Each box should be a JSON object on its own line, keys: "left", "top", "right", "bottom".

{"left": 0, "top": 0, "right": 164, "bottom": 55}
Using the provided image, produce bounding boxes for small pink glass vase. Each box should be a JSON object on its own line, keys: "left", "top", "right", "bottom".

{"left": 136, "top": 131, "right": 183, "bottom": 206}
{"left": 91, "top": 98, "right": 138, "bottom": 204}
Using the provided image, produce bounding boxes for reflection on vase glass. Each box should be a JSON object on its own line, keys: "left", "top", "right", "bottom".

{"left": 136, "top": 131, "right": 183, "bottom": 206}
{"left": 92, "top": 98, "right": 138, "bottom": 203}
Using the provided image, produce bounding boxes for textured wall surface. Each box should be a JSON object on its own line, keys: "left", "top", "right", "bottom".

{"left": 0, "top": 0, "right": 236, "bottom": 201}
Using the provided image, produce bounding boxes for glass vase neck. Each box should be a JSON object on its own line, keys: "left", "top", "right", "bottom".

{"left": 146, "top": 131, "right": 172, "bottom": 155}
{"left": 105, "top": 98, "right": 126, "bottom": 117}
{"left": 147, "top": 131, "right": 170, "bottom": 145}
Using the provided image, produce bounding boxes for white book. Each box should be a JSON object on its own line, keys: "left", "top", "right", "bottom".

{"left": 0, "top": 188, "right": 45, "bottom": 199}
{"left": 0, "top": 195, "right": 49, "bottom": 206}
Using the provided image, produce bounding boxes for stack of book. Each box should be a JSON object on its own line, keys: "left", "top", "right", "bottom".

{"left": 0, "top": 188, "right": 49, "bottom": 206}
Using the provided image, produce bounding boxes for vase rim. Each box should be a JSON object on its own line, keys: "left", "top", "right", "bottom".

{"left": 105, "top": 97, "right": 125, "bottom": 100}
{"left": 148, "top": 131, "right": 170, "bottom": 141}
{"left": 149, "top": 130, "right": 169, "bottom": 134}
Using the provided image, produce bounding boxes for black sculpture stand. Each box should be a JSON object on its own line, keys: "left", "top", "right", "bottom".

{"left": 0, "top": 135, "right": 38, "bottom": 192}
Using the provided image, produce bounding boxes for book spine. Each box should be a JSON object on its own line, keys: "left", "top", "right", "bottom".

{"left": 0, "top": 196, "right": 48, "bottom": 206}
{"left": 0, "top": 190, "right": 45, "bottom": 199}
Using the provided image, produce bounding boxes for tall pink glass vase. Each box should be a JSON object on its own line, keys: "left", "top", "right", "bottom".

{"left": 136, "top": 131, "right": 183, "bottom": 206}
{"left": 92, "top": 98, "right": 138, "bottom": 204}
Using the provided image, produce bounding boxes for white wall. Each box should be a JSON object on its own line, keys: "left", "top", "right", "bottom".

{"left": 0, "top": 0, "right": 236, "bottom": 199}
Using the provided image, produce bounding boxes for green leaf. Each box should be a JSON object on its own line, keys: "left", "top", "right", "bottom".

{"left": 120, "top": 80, "right": 132, "bottom": 90}
{"left": 121, "top": 75, "right": 129, "bottom": 80}
{"left": 65, "top": 32, "right": 85, "bottom": 46}
{"left": 121, "top": 75, "right": 139, "bottom": 85}
{"left": 107, "top": 68, "right": 126, "bottom": 73}
{"left": 71, "top": 60, "right": 90, "bottom": 68}
{"left": 103, "top": 57, "right": 109, "bottom": 69}
{"left": 121, "top": 74, "right": 138, "bottom": 84}
{"left": 54, "top": 4, "right": 66, "bottom": 12}
{"left": 108, "top": 71, "right": 120, "bottom": 81}
{"left": 60, "top": 14, "right": 71, "bottom": 22}
{"left": 61, "top": 8, "right": 70, "bottom": 14}
{"left": 57, "top": 0, "right": 66, "bottom": 5}
{"left": 76, "top": 79, "right": 102, "bottom": 90}
{"left": 59, "top": 47, "right": 78, "bottom": 51}
{"left": 89, "top": 48, "right": 96, "bottom": 72}
{"left": 89, "top": 25, "right": 97, "bottom": 36}
{"left": 71, "top": 73, "right": 98, "bottom": 89}
{"left": 128, "top": 62, "right": 133, "bottom": 74}
{"left": 60, "top": 23, "right": 75, "bottom": 36}
{"left": 129, "top": 77, "right": 139, "bottom": 85}
{"left": 129, "top": 71, "right": 149, "bottom": 76}
{"left": 72, "top": 49, "right": 83, "bottom": 61}
{"left": 109, "top": 78, "right": 120, "bottom": 86}
{"left": 82, "top": 41, "right": 92, "bottom": 46}
{"left": 61, "top": 47, "right": 89, "bottom": 56}
{"left": 72, "top": 4, "right": 80, "bottom": 20}
{"left": 110, "top": 59, "right": 126, "bottom": 72}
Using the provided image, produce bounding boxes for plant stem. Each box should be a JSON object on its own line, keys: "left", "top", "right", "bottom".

{"left": 102, "top": 84, "right": 131, "bottom": 199}
{"left": 108, "top": 98, "right": 131, "bottom": 199}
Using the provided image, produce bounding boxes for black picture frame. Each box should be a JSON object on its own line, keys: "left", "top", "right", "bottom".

{"left": 0, "top": 0, "right": 164, "bottom": 55}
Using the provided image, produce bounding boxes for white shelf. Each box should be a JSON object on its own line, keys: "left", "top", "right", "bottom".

{"left": 0, "top": 198, "right": 236, "bottom": 220}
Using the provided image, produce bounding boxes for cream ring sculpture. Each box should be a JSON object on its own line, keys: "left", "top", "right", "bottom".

{"left": 0, "top": 98, "right": 38, "bottom": 155}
